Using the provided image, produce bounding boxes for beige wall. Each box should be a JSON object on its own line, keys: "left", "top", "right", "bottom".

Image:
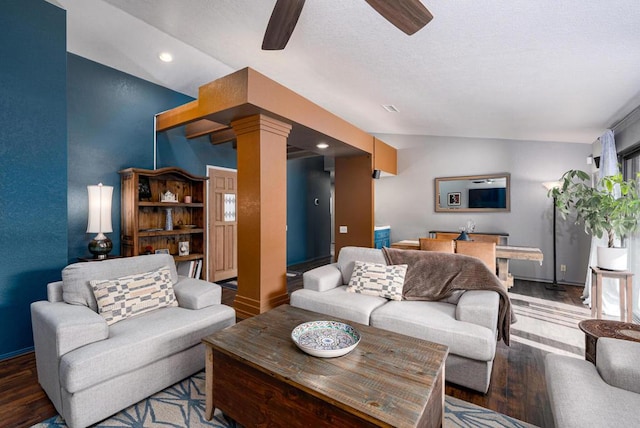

{"left": 373, "top": 134, "right": 593, "bottom": 284}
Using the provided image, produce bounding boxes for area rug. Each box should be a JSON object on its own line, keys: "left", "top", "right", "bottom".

{"left": 509, "top": 292, "right": 591, "bottom": 357}
{"left": 33, "top": 371, "right": 535, "bottom": 428}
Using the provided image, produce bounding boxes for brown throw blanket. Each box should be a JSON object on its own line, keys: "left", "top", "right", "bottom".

{"left": 383, "top": 247, "right": 514, "bottom": 345}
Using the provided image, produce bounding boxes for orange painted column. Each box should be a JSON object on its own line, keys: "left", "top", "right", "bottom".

{"left": 231, "top": 114, "right": 292, "bottom": 318}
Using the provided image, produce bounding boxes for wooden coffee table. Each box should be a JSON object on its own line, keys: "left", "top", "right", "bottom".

{"left": 578, "top": 319, "right": 640, "bottom": 363}
{"left": 203, "top": 304, "right": 448, "bottom": 427}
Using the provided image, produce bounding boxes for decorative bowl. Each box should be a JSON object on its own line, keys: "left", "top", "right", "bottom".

{"left": 291, "top": 320, "right": 361, "bottom": 358}
{"left": 176, "top": 224, "right": 197, "bottom": 229}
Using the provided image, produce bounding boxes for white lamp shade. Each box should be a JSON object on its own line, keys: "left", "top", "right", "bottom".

{"left": 87, "top": 184, "right": 113, "bottom": 233}
{"left": 542, "top": 181, "right": 562, "bottom": 191}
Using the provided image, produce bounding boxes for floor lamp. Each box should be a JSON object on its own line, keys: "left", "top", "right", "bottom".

{"left": 542, "top": 181, "right": 565, "bottom": 291}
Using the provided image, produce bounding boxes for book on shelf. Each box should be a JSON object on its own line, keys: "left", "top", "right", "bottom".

{"left": 194, "top": 259, "right": 202, "bottom": 279}
{"left": 176, "top": 259, "right": 202, "bottom": 279}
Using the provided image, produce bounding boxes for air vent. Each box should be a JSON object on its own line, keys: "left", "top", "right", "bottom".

{"left": 382, "top": 104, "right": 399, "bottom": 113}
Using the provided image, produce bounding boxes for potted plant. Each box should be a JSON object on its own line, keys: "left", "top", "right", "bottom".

{"left": 549, "top": 169, "right": 640, "bottom": 270}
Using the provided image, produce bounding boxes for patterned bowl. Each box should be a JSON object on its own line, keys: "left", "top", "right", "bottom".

{"left": 291, "top": 320, "right": 361, "bottom": 358}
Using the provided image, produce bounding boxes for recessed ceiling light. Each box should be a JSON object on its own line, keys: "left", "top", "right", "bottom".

{"left": 316, "top": 143, "right": 329, "bottom": 149}
{"left": 158, "top": 52, "right": 173, "bottom": 63}
{"left": 382, "top": 104, "right": 399, "bottom": 113}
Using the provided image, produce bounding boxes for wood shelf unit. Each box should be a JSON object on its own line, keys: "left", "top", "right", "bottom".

{"left": 119, "top": 167, "right": 208, "bottom": 279}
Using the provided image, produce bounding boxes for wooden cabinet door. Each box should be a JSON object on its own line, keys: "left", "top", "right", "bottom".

{"left": 208, "top": 167, "right": 238, "bottom": 281}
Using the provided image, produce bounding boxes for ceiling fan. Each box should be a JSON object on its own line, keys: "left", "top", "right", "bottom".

{"left": 262, "top": 0, "right": 433, "bottom": 50}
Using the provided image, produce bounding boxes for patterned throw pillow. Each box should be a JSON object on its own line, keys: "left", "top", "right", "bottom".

{"left": 90, "top": 266, "right": 178, "bottom": 325}
{"left": 347, "top": 261, "right": 408, "bottom": 301}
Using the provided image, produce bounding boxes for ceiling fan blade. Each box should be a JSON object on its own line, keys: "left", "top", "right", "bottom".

{"left": 262, "top": 0, "right": 306, "bottom": 50}
{"left": 364, "top": 0, "right": 433, "bottom": 35}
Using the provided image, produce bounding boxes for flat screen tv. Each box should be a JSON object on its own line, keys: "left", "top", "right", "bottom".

{"left": 468, "top": 188, "right": 507, "bottom": 209}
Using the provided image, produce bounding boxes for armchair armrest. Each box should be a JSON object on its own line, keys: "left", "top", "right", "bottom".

{"left": 31, "top": 301, "right": 109, "bottom": 357}
{"left": 597, "top": 338, "right": 640, "bottom": 394}
{"left": 47, "top": 281, "right": 63, "bottom": 302}
{"left": 30, "top": 301, "right": 108, "bottom": 411}
{"left": 174, "top": 278, "right": 221, "bottom": 309}
{"left": 303, "top": 263, "right": 342, "bottom": 292}
{"left": 455, "top": 290, "right": 499, "bottom": 333}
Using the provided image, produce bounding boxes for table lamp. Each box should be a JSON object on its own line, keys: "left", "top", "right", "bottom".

{"left": 87, "top": 183, "right": 113, "bottom": 259}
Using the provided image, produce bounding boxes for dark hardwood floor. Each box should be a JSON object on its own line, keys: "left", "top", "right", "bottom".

{"left": 0, "top": 258, "right": 583, "bottom": 428}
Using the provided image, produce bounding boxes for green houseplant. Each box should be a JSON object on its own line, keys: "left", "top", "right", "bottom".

{"left": 549, "top": 169, "right": 640, "bottom": 270}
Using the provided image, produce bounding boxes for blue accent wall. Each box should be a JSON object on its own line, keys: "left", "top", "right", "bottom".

{"left": 0, "top": 0, "right": 325, "bottom": 359}
{"left": 67, "top": 53, "right": 238, "bottom": 263}
{"left": 0, "top": 0, "right": 68, "bottom": 359}
{"left": 66, "top": 54, "right": 198, "bottom": 262}
{"left": 287, "top": 157, "right": 331, "bottom": 265}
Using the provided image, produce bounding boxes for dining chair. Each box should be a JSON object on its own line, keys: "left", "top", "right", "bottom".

{"left": 419, "top": 237, "right": 455, "bottom": 253}
{"left": 455, "top": 240, "right": 497, "bottom": 274}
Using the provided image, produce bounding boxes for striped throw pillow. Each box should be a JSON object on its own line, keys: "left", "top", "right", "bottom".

{"left": 347, "top": 261, "right": 407, "bottom": 301}
{"left": 90, "top": 266, "right": 178, "bottom": 325}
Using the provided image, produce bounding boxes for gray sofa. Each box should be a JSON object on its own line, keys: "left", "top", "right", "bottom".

{"left": 290, "top": 246, "right": 501, "bottom": 393}
{"left": 30, "top": 254, "right": 236, "bottom": 428}
{"left": 545, "top": 338, "right": 640, "bottom": 427}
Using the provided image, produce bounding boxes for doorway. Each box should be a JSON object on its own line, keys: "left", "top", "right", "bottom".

{"left": 206, "top": 166, "right": 238, "bottom": 282}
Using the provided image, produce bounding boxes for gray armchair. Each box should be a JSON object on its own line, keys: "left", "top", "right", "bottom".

{"left": 31, "top": 254, "right": 235, "bottom": 428}
{"left": 545, "top": 338, "right": 640, "bottom": 428}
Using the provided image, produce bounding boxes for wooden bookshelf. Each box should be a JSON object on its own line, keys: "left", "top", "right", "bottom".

{"left": 119, "top": 167, "right": 208, "bottom": 279}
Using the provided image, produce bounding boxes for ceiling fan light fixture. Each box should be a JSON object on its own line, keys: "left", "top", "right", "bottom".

{"left": 382, "top": 104, "right": 399, "bottom": 113}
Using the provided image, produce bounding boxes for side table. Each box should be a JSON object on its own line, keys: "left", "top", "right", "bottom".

{"left": 578, "top": 319, "right": 640, "bottom": 364}
{"left": 589, "top": 266, "right": 634, "bottom": 322}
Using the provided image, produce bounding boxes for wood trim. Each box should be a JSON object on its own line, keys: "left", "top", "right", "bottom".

{"left": 245, "top": 68, "right": 373, "bottom": 153}
{"left": 155, "top": 100, "right": 201, "bottom": 132}
{"left": 155, "top": 68, "right": 374, "bottom": 155}
{"left": 185, "top": 119, "right": 228, "bottom": 139}
{"left": 209, "top": 128, "right": 236, "bottom": 145}
{"left": 373, "top": 137, "right": 397, "bottom": 175}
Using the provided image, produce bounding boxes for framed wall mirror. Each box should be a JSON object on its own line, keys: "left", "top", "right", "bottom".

{"left": 435, "top": 173, "right": 510, "bottom": 213}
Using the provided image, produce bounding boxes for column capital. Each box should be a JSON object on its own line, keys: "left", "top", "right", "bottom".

{"left": 231, "top": 114, "right": 292, "bottom": 139}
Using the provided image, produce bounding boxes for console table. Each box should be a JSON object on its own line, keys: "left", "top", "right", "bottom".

{"left": 390, "top": 240, "right": 543, "bottom": 288}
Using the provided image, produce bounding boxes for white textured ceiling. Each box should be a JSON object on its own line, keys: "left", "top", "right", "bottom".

{"left": 54, "top": 0, "right": 640, "bottom": 145}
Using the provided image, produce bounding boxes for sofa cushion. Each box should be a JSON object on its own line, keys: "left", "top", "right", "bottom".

{"left": 347, "top": 261, "right": 407, "bottom": 301}
{"left": 597, "top": 338, "right": 640, "bottom": 394}
{"left": 62, "top": 254, "right": 179, "bottom": 312}
{"left": 90, "top": 266, "right": 178, "bottom": 325}
{"left": 546, "top": 353, "right": 640, "bottom": 428}
{"left": 370, "top": 301, "right": 496, "bottom": 361}
{"left": 59, "top": 304, "right": 236, "bottom": 393}
{"left": 337, "top": 247, "right": 386, "bottom": 285}
{"left": 290, "top": 286, "right": 388, "bottom": 325}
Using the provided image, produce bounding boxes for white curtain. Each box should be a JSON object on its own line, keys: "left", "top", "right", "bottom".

{"left": 582, "top": 130, "right": 621, "bottom": 316}
{"left": 625, "top": 153, "right": 640, "bottom": 321}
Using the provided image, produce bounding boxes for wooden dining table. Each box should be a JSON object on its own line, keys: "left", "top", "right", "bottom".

{"left": 390, "top": 240, "right": 543, "bottom": 288}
